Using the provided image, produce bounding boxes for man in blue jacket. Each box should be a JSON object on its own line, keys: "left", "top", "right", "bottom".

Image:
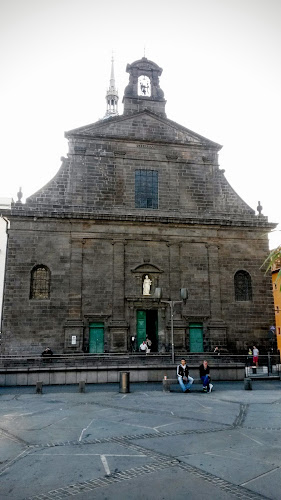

{"left": 177, "top": 359, "right": 194, "bottom": 392}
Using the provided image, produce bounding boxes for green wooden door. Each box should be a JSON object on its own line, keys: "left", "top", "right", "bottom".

{"left": 89, "top": 323, "right": 104, "bottom": 353}
{"left": 189, "top": 323, "right": 204, "bottom": 352}
{"left": 136, "top": 310, "right": 147, "bottom": 347}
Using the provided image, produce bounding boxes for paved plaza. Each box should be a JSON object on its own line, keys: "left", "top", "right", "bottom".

{"left": 0, "top": 380, "right": 281, "bottom": 499}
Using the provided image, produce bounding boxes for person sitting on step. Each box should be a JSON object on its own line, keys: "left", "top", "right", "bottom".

{"left": 177, "top": 358, "right": 194, "bottom": 393}
{"left": 139, "top": 341, "right": 147, "bottom": 353}
{"left": 199, "top": 360, "right": 213, "bottom": 393}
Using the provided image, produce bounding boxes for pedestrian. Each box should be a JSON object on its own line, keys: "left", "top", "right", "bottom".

{"left": 177, "top": 358, "right": 194, "bottom": 393}
{"left": 213, "top": 346, "right": 220, "bottom": 355}
{"left": 139, "top": 341, "right": 147, "bottom": 353}
{"left": 253, "top": 346, "right": 259, "bottom": 367}
{"left": 130, "top": 336, "right": 136, "bottom": 352}
{"left": 199, "top": 360, "right": 213, "bottom": 393}
{"left": 146, "top": 337, "right": 152, "bottom": 353}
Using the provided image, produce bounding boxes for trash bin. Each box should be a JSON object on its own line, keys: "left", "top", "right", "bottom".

{"left": 119, "top": 371, "right": 130, "bottom": 393}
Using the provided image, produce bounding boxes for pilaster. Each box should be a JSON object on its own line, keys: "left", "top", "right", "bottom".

{"left": 206, "top": 243, "right": 227, "bottom": 348}
{"left": 109, "top": 240, "right": 128, "bottom": 351}
{"left": 64, "top": 238, "right": 84, "bottom": 352}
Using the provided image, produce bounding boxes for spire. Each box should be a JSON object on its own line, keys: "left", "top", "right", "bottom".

{"left": 110, "top": 57, "right": 115, "bottom": 89}
{"left": 104, "top": 56, "right": 119, "bottom": 119}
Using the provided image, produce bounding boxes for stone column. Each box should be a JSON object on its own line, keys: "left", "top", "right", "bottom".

{"left": 112, "top": 240, "right": 125, "bottom": 320}
{"left": 207, "top": 243, "right": 222, "bottom": 319}
{"left": 168, "top": 243, "right": 181, "bottom": 304}
{"left": 64, "top": 238, "right": 84, "bottom": 352}
{"left": 109, "top": 240, "right": 128, "bottom": 351}
{"left": 207, "top": 243, "right": 227, "bottom": 349}
{"left": 167, "top": 243, "right": 186, "bottom": 350}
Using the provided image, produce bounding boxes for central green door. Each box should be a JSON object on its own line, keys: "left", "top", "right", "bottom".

{"left": 89, "top": 322, "right": 104, "bottom": 353}
{"left": 136, "top": 310, "right": 147, "bottom": 347}
{"left": 136, "top": 310, "right": 158, "bottom": 351}
{"left": 189, "top": 323, "right": 204, "bottom": 352}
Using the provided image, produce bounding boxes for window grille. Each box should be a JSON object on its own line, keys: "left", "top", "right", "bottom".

{"left": 234, "top": 270, "right": 252, "bottom": 301}
{"left": 135, "top": 170, "right": 158, "bottom": 209}
{"left": 30, "top": 265, "right": 50, "bottom": 299}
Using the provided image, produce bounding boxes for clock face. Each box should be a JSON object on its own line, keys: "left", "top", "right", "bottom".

{"left": 138, "top": 75, "right": 151, "bottom": 97}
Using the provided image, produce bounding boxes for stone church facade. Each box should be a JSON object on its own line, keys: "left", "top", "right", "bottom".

{"left": 1, "top": 58, "right": 275, "bottom": 355}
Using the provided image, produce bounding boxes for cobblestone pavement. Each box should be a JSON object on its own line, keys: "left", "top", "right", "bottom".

{"left": 0, "top": 381, "right": 281, "bottom": 499}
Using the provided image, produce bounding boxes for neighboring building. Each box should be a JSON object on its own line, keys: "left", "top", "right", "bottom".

{"left": 0, "top": 57, "right": 276, "bottom": 355}
{"left": 272, "top": 258, "right": 281, "bottom": 353}
{"left": 0, "top": 198, "right": 12, "bottom": 328}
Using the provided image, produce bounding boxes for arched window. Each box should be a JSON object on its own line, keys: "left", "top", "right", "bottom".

{"left": 234, "top": 270, "right": 252, "bottom": 301}
{"left": 30, "top": 265, "right": 50, "bottom": 299}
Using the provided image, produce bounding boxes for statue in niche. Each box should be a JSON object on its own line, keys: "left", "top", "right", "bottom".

{"left": 143, "top": 275, "right": 152, "bottom": 295}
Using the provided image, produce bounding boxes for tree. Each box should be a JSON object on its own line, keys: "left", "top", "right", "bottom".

{"left": 263, "top": 244, "right": 281, "bottom": 290}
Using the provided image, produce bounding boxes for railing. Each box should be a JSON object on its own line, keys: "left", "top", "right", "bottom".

{"left": 0, "top": 352, "right": 279, "bottom": 371}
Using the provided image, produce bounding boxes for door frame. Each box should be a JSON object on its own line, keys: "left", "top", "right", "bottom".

{"left": 89, "top": 322, "right": 104, "bottom": 353}
{"left": 189, "top": 322, "right": 204, "bottom": 352}
{"left": 136, "top": 309, "right": 158, "bottom": 352}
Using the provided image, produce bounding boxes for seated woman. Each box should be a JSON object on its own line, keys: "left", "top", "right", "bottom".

{"left": 199, "top": 360, "right": 213, "bottom": 393}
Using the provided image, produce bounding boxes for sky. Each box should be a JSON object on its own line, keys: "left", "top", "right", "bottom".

{"left": 0, "top": 0, "right": 280, "bottom": 248}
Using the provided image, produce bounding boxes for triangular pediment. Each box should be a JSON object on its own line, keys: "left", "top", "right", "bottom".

{"left": 131, "top": 263, "right": 163, "bottom": 274}
{"left": 65, "top": 111, "right": 221, "bottom": 149}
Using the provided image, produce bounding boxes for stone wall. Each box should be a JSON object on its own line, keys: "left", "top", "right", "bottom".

{"left": 1, "top": 216, "right": 274, "bottom": 355}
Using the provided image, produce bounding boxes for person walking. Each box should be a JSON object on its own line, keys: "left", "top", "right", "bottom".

{"left": 177, "top": 359, "right": 194, "bottom": 393}
{"left": 130, "top": 336, "right": 136, "bottom": 352}
{"left": 253, "top": 346, "right": 259, "bottom": 367}
{"left": 199, "top": 360, "right": 213, "bottom": 393}
{"left": 146, "top": 337, "right": 152, "bottom": 353}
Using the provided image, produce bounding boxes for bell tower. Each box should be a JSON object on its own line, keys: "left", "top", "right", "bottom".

{"left": 104, "top": 57, "right": 119, "bottom": 119}
{"left": 123, "top": 57, "right": 166, "bottom": 117}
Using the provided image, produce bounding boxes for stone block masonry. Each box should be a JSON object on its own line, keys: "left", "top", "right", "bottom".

{"left": 0, "top": 56, "right": 276, "bottom": 355}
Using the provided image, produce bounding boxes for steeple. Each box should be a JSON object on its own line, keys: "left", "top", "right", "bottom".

{"left": 104, "top": 57, "right": 119, "bottom": 119}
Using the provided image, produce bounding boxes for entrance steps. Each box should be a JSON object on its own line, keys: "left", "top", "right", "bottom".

{"left": 0, "top": 352, "right": 255, "bottom": 369}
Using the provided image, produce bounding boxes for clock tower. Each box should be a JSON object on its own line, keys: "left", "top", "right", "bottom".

{"left": 123, "top": 57, "right": 166, "bottom": 117}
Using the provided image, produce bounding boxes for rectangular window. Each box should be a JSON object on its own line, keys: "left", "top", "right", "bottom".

{"left": 135, "top": 170, "right": 158, "bottom": 209}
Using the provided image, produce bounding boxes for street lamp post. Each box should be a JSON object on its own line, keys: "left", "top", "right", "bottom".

{"left": 155, "top": 288, "right": 188, "bottom": 365}
{"left": 161, "top": 300, "right": 183, "bottom": 364}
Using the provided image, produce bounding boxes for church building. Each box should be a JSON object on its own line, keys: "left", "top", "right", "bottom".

{"left": 1, "top": 57, "right": 275, "bottom": 355}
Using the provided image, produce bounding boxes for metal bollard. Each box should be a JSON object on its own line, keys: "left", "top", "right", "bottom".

{"left": 163, "top": 379, "right": 170, "bottom": 392}
{"left": 79, "top": 381, "right": 86, "bottom": 393}
{"left": 119, "top": 371, "right": 130, "bottom": 393}
{"left": 36, "top": 381, "right": 43, "bottom": 394}
{"left": 244, "top": 377, "right": 252, "bottom": 390}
